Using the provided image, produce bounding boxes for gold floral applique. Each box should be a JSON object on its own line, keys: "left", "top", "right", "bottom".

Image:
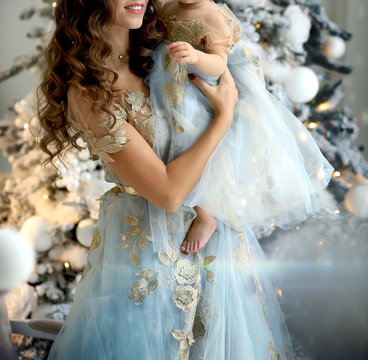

{"left": 165, "top": 15, "right": 206, "bottom": 45}
{"left": 67, "top": 102, "right": 129, "bottom": 163}
{"left": 123, "top": 91, "right": 155, "bottom": 147}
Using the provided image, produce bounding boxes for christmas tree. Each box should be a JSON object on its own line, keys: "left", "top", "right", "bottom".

{"left": 0, "top": 0, "right": 367, "bottom": 358}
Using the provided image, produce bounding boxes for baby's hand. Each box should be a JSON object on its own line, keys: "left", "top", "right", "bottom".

{"left": 167, "top": 41, "right": 199, "bottom": 64}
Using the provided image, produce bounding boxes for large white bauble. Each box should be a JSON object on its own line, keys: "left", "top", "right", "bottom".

{"left": 0, "top": 228, "right": 36, "bottom": 291}
{"left": 321, "top": 36, "right": 346, "bottom": 59}
{"left": 344, "top": 184, "right": 368, "bottom": 218}
{"left": 20, "top": 215, "right": 54, "bottom": 252}
{"left": 76, "top": 218, "right": 97, "bottom": 247}
{"left": 284, "top": 66, "right": 319, "bottom": 103}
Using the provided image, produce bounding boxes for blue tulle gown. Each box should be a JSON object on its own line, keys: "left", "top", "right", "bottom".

{"left": 47, "top": 4, "right": 333, "bottom": 360}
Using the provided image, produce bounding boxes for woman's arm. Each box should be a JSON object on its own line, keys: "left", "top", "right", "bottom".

{"left": 69, "top": 69, "right": 237, "bottom": 212}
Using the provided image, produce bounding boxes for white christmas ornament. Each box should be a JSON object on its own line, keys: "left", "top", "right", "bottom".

{"left": 284, "top": 66, "right": 319, "bottom": 103}
{"left": 76, "top": 218, "right": 97, "bottom": 247}
{"left": 283, "top": 5, "right": 311, "bottom": 51}
{"left": 20, "top": 215, "right": 54, "bottom": 252}
{"left": 344, "top": 184, "right": 368, "bottom": 218}
{"left": 321, "top": 36, "right": 346, "bottom": 59}
{"left": 0, "top": 228, "right": 36, "bottom": 291}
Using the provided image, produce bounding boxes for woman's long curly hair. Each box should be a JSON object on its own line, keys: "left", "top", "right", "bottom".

{"left": 37, "top": 0, "right": 165, "bottom": 170}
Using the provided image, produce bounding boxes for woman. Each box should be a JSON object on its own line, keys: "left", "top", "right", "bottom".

{"left": 39, "top": 0, "right": 293, "bottom": 359}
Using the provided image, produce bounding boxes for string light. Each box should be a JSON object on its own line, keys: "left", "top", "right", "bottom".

{"left": 316, "top": 102, "right": 332, "bottom": 112}
{"left": 276, "top": 289, "right": 283, "bottom": 298}
{"left": 43, "top": 193, "right": 49, "bottom": 200}
{"left": 24, "top": 123, "right": 29, "bottom": 129}
{"left": 64, "top": 262, "right": 70, "bottom": 269}
{"left": 255, "top": 23, "right": 262, "bottom": 29}
{"left": 334, "top": 209, "right": 340, "bottom": 214}
{"left": 333, "top": 171, "right": 341, "bottom": 177}
{"left": 52, "top": 2, "right": 58, "bottom": 8}
{"left": 308, "top": 122, "right": 318, "bottom": 129}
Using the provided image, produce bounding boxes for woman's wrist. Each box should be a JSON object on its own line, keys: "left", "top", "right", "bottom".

{"left": 212, "top": 110, "right": 233, "bottom": 131}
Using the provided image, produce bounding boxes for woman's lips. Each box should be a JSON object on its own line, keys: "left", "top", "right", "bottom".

{"left": 124, "top": 3, "right": 144, "bottom": 15}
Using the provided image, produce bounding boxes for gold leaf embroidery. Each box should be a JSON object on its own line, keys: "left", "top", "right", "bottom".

{"left": 80, "top": 261, "right": 91, "bottom": 280}
{"left": 128, "top": 268, "right": 159, "bottom": 304}
{"left": 145, "top": 235, "right": 153, "bottom": 242}
{"left": 203, "top": 256, "right": 216, "bottom": 265}
{"left": 205, "top": 270, "right": 215, "bottom": 283}
{"left": 171, "top": 330, "right": 186, "bottom": 341}
{"left": 243, "top": 45, "right": 253, "bottom": 62}
{"left": 127, "top": 226, "right": 140, "bottom": 236}
{"left": 119, "top": 243, "right": 129, "bottom": 249}
{"left": 138, "top": 235, "right": 148, "bottom": 251}
{"left": 147, "top": 278, "right": 158, "bottom": 294}
{"left": 90, "top": 228, "right": 101, "bottom": 252}
{"left": 158, "top": 251, "right": 171, "bottom": 266}
{"left": 122, "top": 235, "right": 132, "bottom": 243}
{"left": 136, "top": 269, "right": 155, "bottom": 278}
{"left": 131, "top": 253, "right": 141, "bottom": 267}
{"left": 164, "top": 53, "right": 171, "bottom": 70}
{"left": 126, "top": 214, "right": 139, "bottom": 226}
{"left": 269, "top": 340, "right": 277, "bottom": 360}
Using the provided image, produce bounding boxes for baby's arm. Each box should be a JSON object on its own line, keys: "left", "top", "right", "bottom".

{"left": 167, "top": 41, "right": 227, "bottom": 77}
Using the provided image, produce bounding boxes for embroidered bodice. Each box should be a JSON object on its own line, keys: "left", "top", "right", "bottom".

{"left": 67, "top": 90, "right": 154, "bottom": 187}
{"left": 163, "top": 8, "right": 242, "bottom": 54}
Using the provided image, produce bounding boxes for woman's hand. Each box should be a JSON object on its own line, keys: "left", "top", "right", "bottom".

{"left": 188, "top": 68, "right": 238, "bottom": 120}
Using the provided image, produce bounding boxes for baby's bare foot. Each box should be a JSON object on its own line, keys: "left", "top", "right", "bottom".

{"left": 181, "top": 215, "right": 217, "bottom": 254}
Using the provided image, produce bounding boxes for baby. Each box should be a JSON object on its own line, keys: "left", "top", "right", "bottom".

{"left": 147, "top": 0, "right": 333, "bottom": 255}
{"left": 163, "top": 0, "right": 233, "bottom": 255}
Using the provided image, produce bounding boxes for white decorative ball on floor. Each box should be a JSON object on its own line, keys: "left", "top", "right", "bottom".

{"left": 20, "top": 215, "right": 54, "bottom": 252}
{"left": 344, "top": 184, "right": 368, "bottom": 218}
{"left": 76, "top": 218, "right": 97, "bottom": 247}
{"left": 284, "top": 66, "right": 319, "bottom": 103}
{"left": 321, "top": 36, "right": 346, "bottom": 59}
{"left": 0, "top": 228, "right": 36, "bottom": 291}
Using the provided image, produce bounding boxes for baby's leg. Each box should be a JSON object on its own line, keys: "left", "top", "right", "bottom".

{"left": 181, "top": 206, "right": 217, "bottom": 254}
